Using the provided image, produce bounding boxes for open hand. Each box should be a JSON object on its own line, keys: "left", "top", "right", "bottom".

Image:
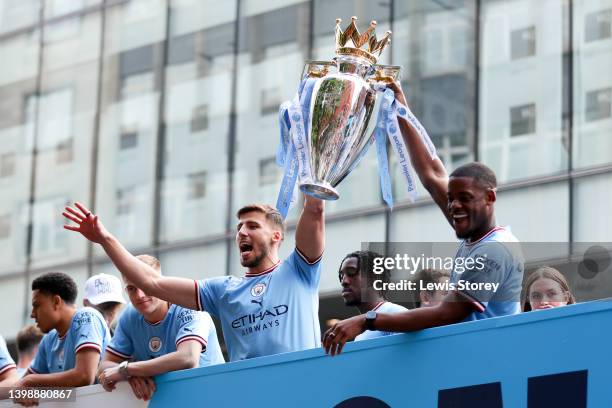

{"left": 62, "top": 202, "right": 110, "bottom": 244}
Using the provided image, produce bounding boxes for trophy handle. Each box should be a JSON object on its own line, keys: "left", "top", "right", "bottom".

{"left": 367, "top": 64, "right": 402, "bottom": 85}
{"left": 302, "top": 60, "right": 338, "bottom": 79}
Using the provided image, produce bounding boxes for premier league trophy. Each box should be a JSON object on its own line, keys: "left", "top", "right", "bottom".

{"left": 275, "top": 17, "right": 436, "bottom": 216}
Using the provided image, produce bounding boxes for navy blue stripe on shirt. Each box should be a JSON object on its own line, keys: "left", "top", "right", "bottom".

{"left": 0, "top": 363, "right": 16, "bottom": 375}
{"left": 295, "top": 247, "right": 323, "bottom": 265}
{"left": 75, "top": 342, "right": 101, "bottom": 354}
{"left": 106, "top": 346, "right": 132, "bottom": 360}
{"left": 176, "top": 335, "right": 207, "bottom": 350}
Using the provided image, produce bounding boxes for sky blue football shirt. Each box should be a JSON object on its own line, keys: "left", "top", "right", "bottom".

{"left": 107, "top": 303, "right": 224, "bottom": 367}
{"left": 196, "top": 248, "right": 321, "bottom": 362}
{"left": 29, "top": 307, "right": 110, "bottom": 374}
{"left": 0, "top": 335, "right": 16, "bottom": 376}
{"left": 451, "top": 226, "right": 524, "bottom": 321}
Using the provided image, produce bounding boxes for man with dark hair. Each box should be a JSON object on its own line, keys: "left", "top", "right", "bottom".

{"left": 338, "top": 251, "right": 406, "bottom": 342}
{"left": 13, "top": 272, "right": 110, "bottom": 388}
{"left": 63, "top": 197, "right": 325, "bottom": 362}
{"left": 323, "top": 83, "right": 523, "bottom": 356}
{"left": 15, "top": 325, "right": 43, "bottom": 377}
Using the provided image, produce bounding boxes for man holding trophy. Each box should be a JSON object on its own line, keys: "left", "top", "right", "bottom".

{"left": 276, "top": 18, "right": 523, "bottom": 356}
{"left": 63, "top": 198, "right": 324, "bottom": 362}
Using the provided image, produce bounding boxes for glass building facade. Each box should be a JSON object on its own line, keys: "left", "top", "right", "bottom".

{"left": 0, "top": 0, "right": 611, "bottom": 340}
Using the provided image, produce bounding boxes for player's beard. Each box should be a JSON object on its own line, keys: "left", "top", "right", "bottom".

{"left": 343, "top": 296, "right": 361, "bottom": 307}
{"left": 241, "top": 239, "right": 272, "bottom": 268}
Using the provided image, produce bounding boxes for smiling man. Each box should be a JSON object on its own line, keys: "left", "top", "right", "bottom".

{"left": 63, "top": 198, "right": 324, "bottom": 362}
{"left": 323, "top": 82, "right": 524, "bottom": 356}
{"left": 97, "top": 255, "right": 224, "bottom": 401}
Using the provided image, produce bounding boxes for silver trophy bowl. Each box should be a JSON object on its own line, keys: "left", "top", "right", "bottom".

{"left": 299, "top": 58, "right": 401, "bottom": 200}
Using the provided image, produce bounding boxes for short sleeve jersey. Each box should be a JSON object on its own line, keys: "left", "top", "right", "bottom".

{"left": 355, "top": 301, "right": 408, "bottom": 341}
{"left": 451, "top": 226, "right": 524, "bottom": 321}
{"left": 0, "top": 335, "right": 16, "bottom": 376}
{"left": 107, "top": 304, "right": 224, "bottom": 367}
{"left": 196, "top": 248, "right": 321, "bottom": 361}
{"left": 29, "top": 307, "right": 110, "bottom": 374}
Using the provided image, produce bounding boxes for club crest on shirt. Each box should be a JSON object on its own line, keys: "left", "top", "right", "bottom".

{"left": 251, "top": 283, "right": 266, "bottom": 297}
{"left": 148, "top": 337, "right": 162, "bottom": 353}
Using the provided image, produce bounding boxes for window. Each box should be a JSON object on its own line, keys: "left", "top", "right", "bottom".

{"left": 56, "top": 138, "right": 73, "bottom": 164}
{"left": 585, "top": 88, "right": 612, "bottom": 122}
{"left": 585, "top": 9, "right": 611, "bottom": 43}
{"left": 120, "top": 127, "right": 138, "bottom": 150}
{"left": 511, "top": 26, "right": 536, "bottom": 60}
{"left": 259, "top": 157, "right": 280, "bottom": 186}
{"left": 0, "top": 214, "right": 10, "bottom": 239}
{"left": 119, "top": 45, "right": 155, "bottom": 98}
{"left": 0, "top": 153, "right": 16, "bottom": 177}
{"left": 188, "top": 172, "right": 206, "bottom": 199}
{"left": 116, "top": 187, "right": 135, "bottom": 215}
{"left": 260, "top": 88, "right": 281, "bottom": 116}
{"left": 190, "top": 105, "right": 208, "bottom": 132}
{"left": 510, "top": 104, "right": 536, "bottom": 136}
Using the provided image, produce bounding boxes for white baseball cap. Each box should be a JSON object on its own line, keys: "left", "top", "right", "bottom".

{"left": 84, "top": 273, "right": 126, "bottom": 305}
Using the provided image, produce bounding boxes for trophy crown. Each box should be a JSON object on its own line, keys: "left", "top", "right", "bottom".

{"left": 335, "top": 16, "right": 392, "bottom": 63}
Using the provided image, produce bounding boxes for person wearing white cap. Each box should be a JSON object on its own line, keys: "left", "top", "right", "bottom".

{"left": 84, "top": 273, "right": 126, "bottom": 335}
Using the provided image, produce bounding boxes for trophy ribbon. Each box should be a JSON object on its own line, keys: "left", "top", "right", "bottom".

{"left": 275, "top": 78, "right": 317, "bottom": 218}
{"left": 275, "top": 80, "right": 438, "bottom": 218}
{"left": 373, "top": 88, "right": 395, "bottom": 208}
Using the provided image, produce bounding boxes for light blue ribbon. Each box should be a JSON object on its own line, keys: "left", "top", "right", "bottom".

{"left": 374, "top": 88, "right": 395, "bottom": 208}
{"left": 275, "top": 78, "right": 316, "bottom": 219}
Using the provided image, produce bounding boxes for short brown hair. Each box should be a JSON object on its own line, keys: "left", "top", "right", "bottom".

{"left": 236, "top": 204, "right": 285, "bottom": 239}
{"left": 17, "top": 324, "right": 43, "bottom": 355}
{"left": 135, "top": 254, "right": 161, "bottom": 273}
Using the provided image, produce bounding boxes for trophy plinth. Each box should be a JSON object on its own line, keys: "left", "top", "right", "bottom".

{"left": 299, "top": 181, "right": 339, "bottom": 201}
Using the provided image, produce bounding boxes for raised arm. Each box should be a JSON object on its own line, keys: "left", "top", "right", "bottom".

{"left": 295, "top": 196, "right": 325, "bottom": 262}
{"left": 389, "top": 82, "right": 451, "bottom": 224}
{"left": 63, "top": 203, "right": 198, "bottom": 310}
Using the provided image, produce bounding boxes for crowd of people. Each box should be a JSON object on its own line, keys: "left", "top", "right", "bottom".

{"left": 0, "top": 82, "right": 578, "bottom": 404}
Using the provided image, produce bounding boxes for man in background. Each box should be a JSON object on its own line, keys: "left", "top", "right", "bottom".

{"left": 338, "top": 250, "right": 406, "bottom": 342}
{"left": 15, "top": 325, "right": 43, "bottom": 378}
{"left": 413, "top": 269, "right": 450, "bottom": 308}
{"left": 83, "top": 273, "right": 126, "bottom": 335}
